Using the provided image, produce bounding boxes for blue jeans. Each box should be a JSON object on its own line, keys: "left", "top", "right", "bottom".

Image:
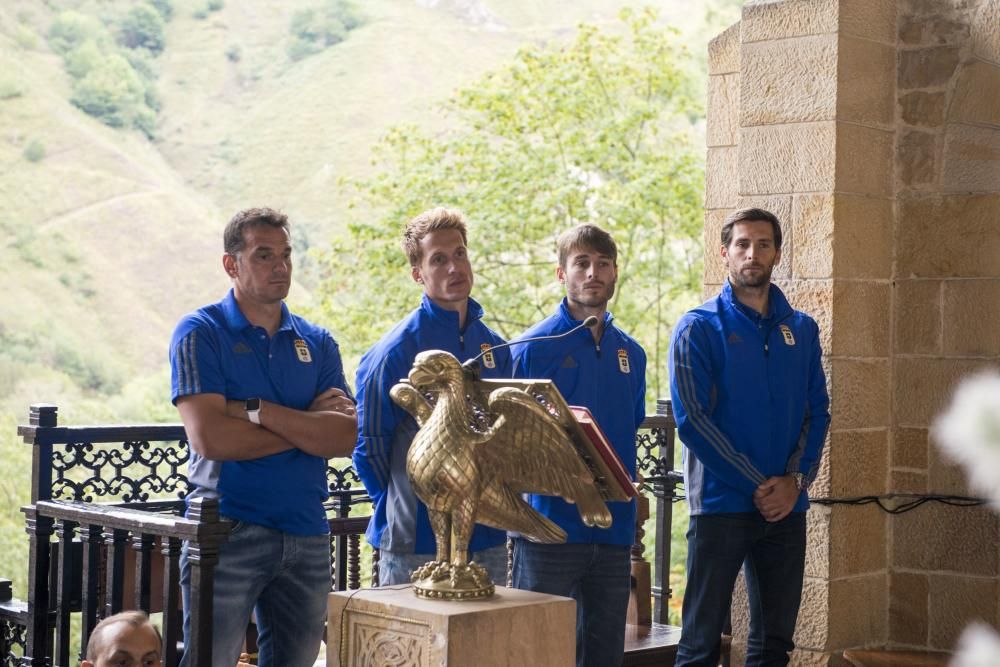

{"left": 179, "top": 521, "right": 331, "bottom": 667}
{"left": 512, "top": 540, "right": 631, "bottom": 667}
{"left": 676, "top": 512, "right": 806, "bottom": 667}
{"left": 379, "top": 544, "right": 510, "bottom": 586}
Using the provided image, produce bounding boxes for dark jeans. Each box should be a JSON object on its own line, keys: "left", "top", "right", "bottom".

{"left": 179, "top": 521, "right": 331, "bottom": 667}
{"left": 676, "top": 512, "right": 806, "bottom": 667}
{"left": 512, "top": 539, "right": 631, "bottom": 667}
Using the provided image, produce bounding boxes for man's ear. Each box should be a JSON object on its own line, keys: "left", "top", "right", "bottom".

{"left": 223, "top": 253, "right": 238, "bottom": 279}
{"left": 720, "top": 244, "right": 729, "bottom": 267}
{"left": 411, "top": 264, "right": 423, "bottom": 284}
{"left": 556, "top": 265, "right": 566, "bottom": 284}
{"left": 774, "top": 247, "right": 782, "bottom": 266}
{"left": 81, "top": 661, "right": 94, "bottom": 667}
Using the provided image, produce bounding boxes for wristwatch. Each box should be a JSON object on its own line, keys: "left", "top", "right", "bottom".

{"left": 790, "top": 472, "right": 807, "bottom": 491}
{"left": 245, "top": 397, "right": 262, "bottom": 425}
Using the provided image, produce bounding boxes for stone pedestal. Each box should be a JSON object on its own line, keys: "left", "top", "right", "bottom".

{"left": 328, "top": 585, "right": 575, "bottom": 667}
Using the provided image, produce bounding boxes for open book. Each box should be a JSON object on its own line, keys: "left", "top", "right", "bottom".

{"left": 569, "top": 406, "right": 638, "bottom": 501}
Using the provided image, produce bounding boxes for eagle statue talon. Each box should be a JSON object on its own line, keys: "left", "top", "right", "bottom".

{"left": 393, "top": 349, "right": 613, "bottom": 601}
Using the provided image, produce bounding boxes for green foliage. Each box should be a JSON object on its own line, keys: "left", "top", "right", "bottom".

{"left": 149, "top": 0, "right": 174, "bottom": 21}
{"left": 287, "top": 0, "right": 364, "bottom": 61}
{"left": 47, "top": 11, "right": 109, "bottom": 55}
{"left": 118, "top": 3, "right": 166, "bottom": 55}
{"left": 15, "top": 25, "right": 39, "bottom": 50}
{"left": 314, "top": 8, "right": 703, "bottom": 399}
{"left": 0, "top": 80, "right": 25, "bottom": 100}
{"left": 22, "top": 139, "right": 45, "bottom": 163}
{"left": 207, "top": 0, "right": 225, "bottom": 11}
{"left": 49, "top": 6, "right": 165, "bottom": 137}
{"left": 70, "top": 52, "right": 154, "bottom": 134}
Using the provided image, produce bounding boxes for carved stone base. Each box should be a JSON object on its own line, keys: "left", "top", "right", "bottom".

{"left": 328, "top": 585, "right": 575, "bottom": 667}
{"left": 410, "top": 560, "right": 494, "bottom": 601}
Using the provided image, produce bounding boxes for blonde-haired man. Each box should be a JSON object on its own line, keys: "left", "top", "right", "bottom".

{"left": 353, "top": 207, "right": 510, "bottom": 584}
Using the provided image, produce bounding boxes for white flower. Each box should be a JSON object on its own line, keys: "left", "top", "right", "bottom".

{"left": 951, "top": 622, "right": 1000, "bottom": 667}
{"left": 932, "top": 369, "right": 1000, "bottom": 510}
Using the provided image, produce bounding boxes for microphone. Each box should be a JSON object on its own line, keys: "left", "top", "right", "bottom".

{"left": 462, "top": 315, "right": 599, "bottom": 372}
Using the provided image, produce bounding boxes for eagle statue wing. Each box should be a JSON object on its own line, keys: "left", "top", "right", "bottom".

{"left": 389, "top": 383, "right": 433, "bottom": 428}
{"left": 473, "top": 386, "right": 612, "bottom": 537}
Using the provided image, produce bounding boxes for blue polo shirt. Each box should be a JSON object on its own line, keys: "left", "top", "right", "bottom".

{"left": 170, "top": 289, "right": 351, "bottom": 535}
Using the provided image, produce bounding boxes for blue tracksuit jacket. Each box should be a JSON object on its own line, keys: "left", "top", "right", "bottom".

{"left": 511, "top": 299, "right": 646, "bottom": 545}
{"left": 353, "top": 294, "right": 510, "bottom": 554}
{"left": 669, "top": 281, "right": 830, "bottom": 515}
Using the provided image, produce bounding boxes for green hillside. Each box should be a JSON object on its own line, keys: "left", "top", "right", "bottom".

{"left": 0, "top": 0, "right": 740, "bottom": 603}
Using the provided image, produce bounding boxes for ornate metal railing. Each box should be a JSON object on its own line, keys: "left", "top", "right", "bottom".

{"left": 3, "top": 400, "right": 681, "bottom": 665}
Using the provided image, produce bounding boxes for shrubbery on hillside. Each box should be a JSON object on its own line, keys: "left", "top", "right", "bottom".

{"left": 47, "top": 3, "right": 169, "bottom": 138}
{"left": 287, "top": 0, "right": 364, "bottom": 61}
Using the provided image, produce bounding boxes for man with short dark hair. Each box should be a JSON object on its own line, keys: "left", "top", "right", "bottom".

{"left": 82, "top": 611, "right": 162, "bottom": 667}
{"left": 170, "top": 207, "right": 357, "bottom": 667}
{"left": 354, "top": 207, "right": 510, "bottom": 585}
{"left": 670, "top": 207, "right": 830, "bottom": 666}
{"left": 511, "top": 223, "right": 647, "bottom": 667}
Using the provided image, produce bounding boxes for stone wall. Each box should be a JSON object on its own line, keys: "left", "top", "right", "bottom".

{"left": 702, "top": 0, "right": 1000, "bottom": 662}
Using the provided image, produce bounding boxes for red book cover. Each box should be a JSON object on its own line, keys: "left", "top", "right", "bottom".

{"left": 569, "top": 406, "right": 638, "bottom": 499}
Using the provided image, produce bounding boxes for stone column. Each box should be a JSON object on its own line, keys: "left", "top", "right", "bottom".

{"left": 703, "top": 0, "right": 1000, "bottom": 662}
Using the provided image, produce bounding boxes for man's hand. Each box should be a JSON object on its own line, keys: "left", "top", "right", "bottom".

{"left": 309, "top": 387, "right": 356, "bottom": 416}
{"left": 753, "top": 475, "right": 800, "bottom": 523}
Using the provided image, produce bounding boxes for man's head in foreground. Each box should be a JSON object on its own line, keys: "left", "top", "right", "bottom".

{"left": 82, "top": 610, "right": 162, "bottom": 667}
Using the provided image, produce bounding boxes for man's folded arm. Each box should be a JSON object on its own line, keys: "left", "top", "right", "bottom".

{"left": 177, "top": 393, "right": 296, "bottom": 461}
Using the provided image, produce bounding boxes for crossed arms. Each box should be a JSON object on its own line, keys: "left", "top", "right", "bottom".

{"left": 177, "top": 387, "right": 357, "bottom": 461}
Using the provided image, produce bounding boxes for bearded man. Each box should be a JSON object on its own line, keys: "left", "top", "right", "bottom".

{"left": 669, "top": 208, "right": 830, "bottom": 666}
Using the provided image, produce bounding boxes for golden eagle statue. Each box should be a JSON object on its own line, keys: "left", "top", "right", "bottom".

{"left": 390, "top": 349, "right": 614, "bottom": 600}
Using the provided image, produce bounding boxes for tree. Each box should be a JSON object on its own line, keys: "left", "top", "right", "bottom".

{"left": 118, "top": 3, "right": 166, "bottom": 55}
{"left": 314, "top": 9, "right": 704, "bottom": 398}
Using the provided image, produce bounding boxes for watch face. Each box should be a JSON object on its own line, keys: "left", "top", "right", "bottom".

{"left": 246, "top": 397, "right": 261, "bottom": 412}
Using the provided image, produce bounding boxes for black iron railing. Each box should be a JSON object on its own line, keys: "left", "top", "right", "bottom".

{"left": 2, "top": 400, "right": 681, "bottom": 665}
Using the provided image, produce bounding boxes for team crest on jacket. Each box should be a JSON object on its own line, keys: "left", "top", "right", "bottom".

{"left": 617, "top": 348, "right": 631, "bottom": 374}
{"left": 779, "top": 325, "right": 796, "bottom": 346}
{"left": 480, "top": 343, "right": 496, "bottom": 369}
{"left": 294, "top": 339, "right": 313, "bottom": 363}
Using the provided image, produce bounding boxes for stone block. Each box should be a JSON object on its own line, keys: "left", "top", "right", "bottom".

{"left": 838, "top": 36, "right": 895, "bottom": 127}
{"left": 782, "top": 279, "right": 833, "bottom": 353}
{"left": 942, "top": 279, "right": 1000, "bottom": 355}
{"left": 328, "top": 586, "right": 576, "bottom": 667}
{"left": 829, "top": 503, "right": 887, "bottom": 577}
{"left": 740, "top": 36, "right": 837, "bottom": 127}
{"left": 791, "top": 648, "right": 835, "bottom": 666}
{"left": 890, "top": 469, "right": 928, "bottom": 493}
{"left": 831, "top": 281, "right": 889, "bottom": 357}
{"left": 706, "top": 145, "right": 739, "bottom": 209}
{"left": 738, "top": 195, "right": 793, "bottom": 281}
{"left": 897, "top": 194, "right": 1000, "bottom": 278}
{"left": 812, "top": 431, "right": 833, "bottom": 497}
{"left": 792, "top": 194, "right": 833, "bottom": 279}
{"left": 805, "top": 505, "right": 831, "bottom": 579}
{"left": 900, "top": 91, "right": 947, "bottom": 127}
{"left": 894, "top": 357, "right": 992, "bottom": 426}
{"left": 889, "top": 571, "right": 928, "bottom": 646}
{"left": 739, "top": 123, "right": 836, "bottom": 195}
{"left": 892, "top": 503, "right": 999, "bottom": 575}
{"left": 828, "top": 430, "right": 888, "bottom": 498}
{"left": 892, "top": 427, "right": 929, "bottom": 469}
{"left": 839, "top": 0, "right": 897, "bottom": 43}
{"left": 829, "top": 358, "right": 890, "bottom": 431}
{"left": 741, "top": 0, "right": 838, "bottom": 43}
{"left": 703, "top": 209, "right": 731, "bottom": 284}
{"left": 796, "top": 574, "right": 830, "bottom": 650}
{"left": 827, "top": 574, "right": 888, "bottom": 649}
{"left": 708, "top": 21, "right": 741, "bottom": 75}
{"left": 942, "top": 122, "right": 1000, "bottom": 192}
{"left": 707, "top": 74, "right": 740, "bottom": 148}
{"left": 831, "top": 195, "right": 893, "bottom": 280}
{"left": 898, "top": 46, "right": 962, "bottom": 89}
{"left": 899, "top": 13, "right": 970, "bottom": 45}
{"left": 971, "top": 0, "right": 1000, "bottom": 65}
{"left": 927, "top": 438, "right": 971, "bottom": 495}
{"left": 897, "top": 130, "right": 938, "bottom": 188}
{"left": 836, "top": 124, "right": 894, "bottom": 197}
{"left": 950, "top": 61, "right": 1000, "bottom": 127}
{"left": 893, "top": 280, "right": 941, "bottom": 355}
{"left": 928, "top": 575, "right": 999, "bottom": 650}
